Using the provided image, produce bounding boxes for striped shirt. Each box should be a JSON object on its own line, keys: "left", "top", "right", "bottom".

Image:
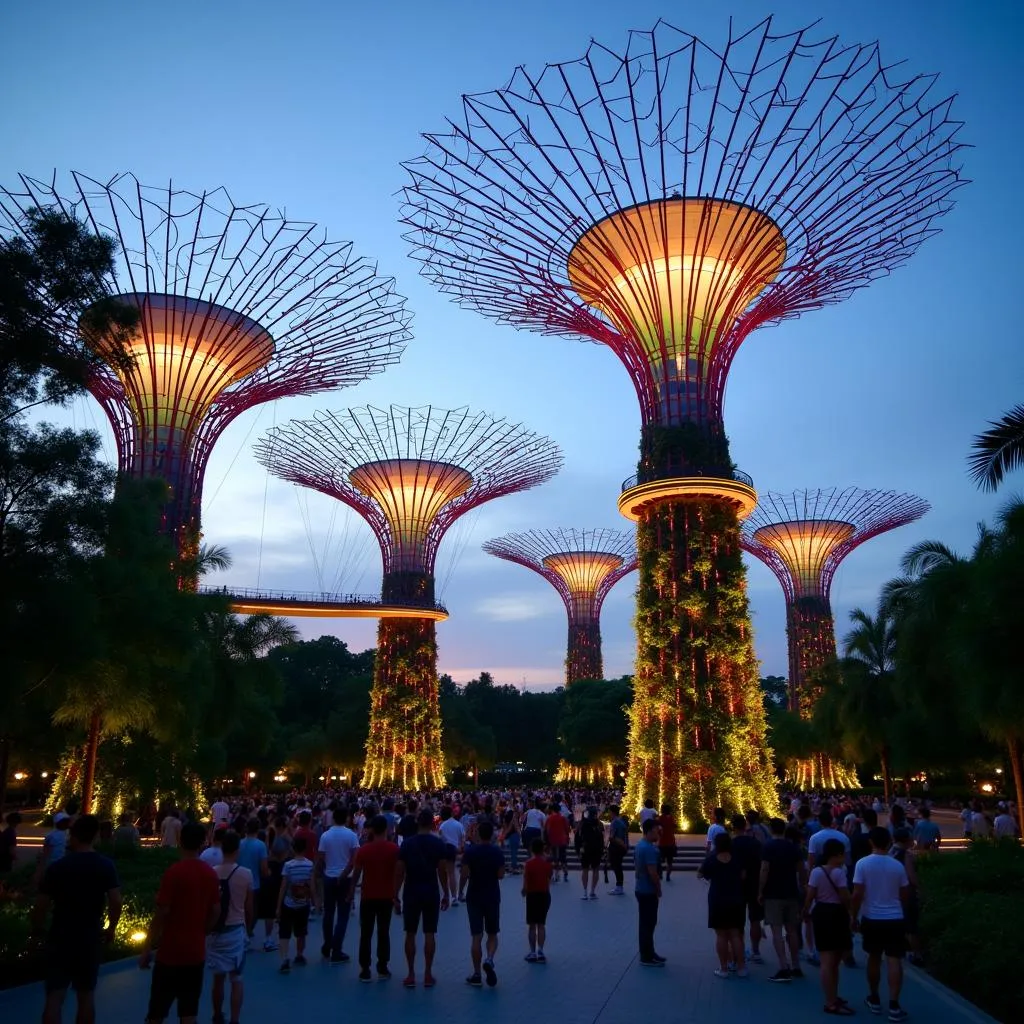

{"left": 281, "top": 856, "right": 314, "bottom": 908}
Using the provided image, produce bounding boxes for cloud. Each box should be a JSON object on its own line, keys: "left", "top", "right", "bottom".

{"left": 476, "top": 593, "right": 547, "bottom": 622}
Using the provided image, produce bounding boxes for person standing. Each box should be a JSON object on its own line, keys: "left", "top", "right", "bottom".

{"left": 522, "top": 838, "right": 553, "bottom": 963}
{"left": 851, "top": 826, "right": 910, "bottom": 1022}
{"left": 802, "top": 837, "right": 853, "bottom": 1015}
{"left": 758, "top": 817, "right": 806, "bottom": 982}
{"left": 438, "top": 806, "right": 466, "bottom": 906}
{"left": 705, "top": 807, "right": 727, "bottom": 853}
{"left": 395, "top": 808, "right": 450, "bottom": 988}
{"left": 30, "top": 814, "right": 122, "bottom": 1024}
{"left": 521, "top": 798, "right": 546, "bottom": 858}
{"left": 160, "top": 809, "right": 183, "bottom": 849}
{"left": 236, "top": 820, "right": 270, "bottom": 951}
{"left": 34, "top": 813, "right": 71, "bottom": 885}
{"left": 911, "top": 806, "right": 941, "bottom": 850}
{"left": 461, "top": 819, "right": 506, "bottom": 987}
{"left": 994, "top": 803, "right": 1019, "bottom": 839}
{"left": 544, "top": 802, "right": 570, "bottom": 883}
{"left": 201, "top": 828, "right": 226, "bottom": 868}
{"left": 577, "top": 806, "right": 605, "bottom": 900}
{"left": 207, "top": 831, "right": 254, "bottom": 1024}
{"left": 139, "top": 822, "right": 220, "bottom": 1024}
{"left": 699, "top": 831, "right": 748, "bottom": 979}
{"left": 210, "top": 797, "right": 230, "bottom": 829}
{"left": 634, "top": 818, "right": 665, "bottom": 967}
{"left": 346, "top": 815, "right": 399, "bottom": 982}
{"left": 657, "top": 804, "right": 678, "bottom": 882}
{"left": 275, "top": 835, "right": 315, "bottom": 974}
{"left": 0, "top": 811, "right": 21, "bottom": 874}
{"left": 316, "top": 806, "right": 359, "bottom": 964}
{"left": 606, "top": 804, "right": 629, "bottom": 896}
{"left": 500, "top": 803, "right": 522, "bottom": 875}
{"left": 730, "top": 814, "right": 764, "bottom": 964}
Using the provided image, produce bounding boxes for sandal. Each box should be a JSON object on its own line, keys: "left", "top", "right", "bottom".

{"left": 824, "top": 1004, "right": 855, "bottom": 1016}
{"left": 403, "top": 975, "right": 416, "bottom": 988}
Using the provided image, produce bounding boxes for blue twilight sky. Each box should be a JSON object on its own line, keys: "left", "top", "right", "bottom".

{"left": 2, "top": 1, "right": 1022, "bottom": 687}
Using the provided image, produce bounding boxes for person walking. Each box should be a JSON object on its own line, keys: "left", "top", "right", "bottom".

{"left": 851, "top": 826, "right": 911, "bottom": 1022}
{"left": 607, "top": 804, "right": 629, "bottom": 896}
{"left": 500, "top": 802, "right": 522, "bottom": 875}
{"left": 634, "top": 818, "right": 665, "bottom": 967}
{"left": 236, "top": 820, "right": 269, "bottom": 951}
{"left": 395, "top": 808, "right": 450, "bottom": 988}
{"left": 461, "top": 819, "right": 506, "bottom": 987}
{"left": 346, "top": 815, "right": 399, "bottom": 982}
{"left": 206, "top": 831, "right": 254, "bottom": 1024}
{"left": 522, "top": 838, "right": 553, "bottom": 963}
{"left": 275, "top": 835, "right": 316, "bottom": 974}
{"left": 699, "top": 831, "right": 748, "bottom": 979}
{"left": 577, "top": 806, "right": 605, "bottom": 900}
{"left": 30, "top": 814, "right": 122, "bottom": 1024}
{"left": 438, "top": 805, "right": 465, "bottom": 906}
{"left": 803, "top": 837, "right": 854, "bottom": 1015}
{"left": 317, "top": 805, "right": 359, "bottom": 964}
{"left": 758, "top": 817, "right": 806, "bottom": 982}
{"left": 544, "top": 802, "right": 570, "bottom": 883}
{"left": 911, "top": 806, "right": 942, "bottom": 851}
{"left": 139, "top": 822, "right": 220, "bottom": 1024}
{"left": 521, "top": 798, "right": 546, "bottom": 858}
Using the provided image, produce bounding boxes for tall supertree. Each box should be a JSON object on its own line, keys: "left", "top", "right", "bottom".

{"left": 255, "top": 405, "right": 561, "bottom": 789}
{"left": 741, "top": 488, "right": 929, "bottom": 789}
{"left": 482, "top": 528, "right": 637, "bottom": 685}
{"left": 401, "top": 19, "right": 964, "bottom": 820}
{"left": 0, "top": 172, "right": 411, "bottom": 564}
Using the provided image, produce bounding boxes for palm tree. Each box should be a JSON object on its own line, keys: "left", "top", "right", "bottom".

{"left": 968, "top": 404, "right": 1024, "bottom": 491}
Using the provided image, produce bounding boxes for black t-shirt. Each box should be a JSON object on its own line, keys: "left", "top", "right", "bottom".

{"left": 579, "top": 817, "right": 605, "bottom": 852}
{"left": 397, "top": 814, "right": 418, "bottom": 841}
{"left": 40, "top": 850, "right": 120, "bottom": 944}
{"left": 731, "top": 834, "right": 762, "bottom": 896}
{"left": 760, "top": 838, "right": 801, "bottom": 900}
{"left": 398, "top": 833, "right": 446, "bottom": 897}
{"left": 700, "top": 854, "right": 745, "bottom": 907}
{"left": 462, "top": 841, "right": 505, "bottom": 904}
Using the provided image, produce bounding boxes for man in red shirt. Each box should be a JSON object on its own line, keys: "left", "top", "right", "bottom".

{"left": 140, "top": 822, "right": 220, "bottom": 1024}
{"left": 544, "top": 806, "right": 571, "bottom": 883}
{"left": 522, "top": 838, "right": 553, "bottom": 962}
{"left": 344, "top": 815, "right": 399, "bottom": 982}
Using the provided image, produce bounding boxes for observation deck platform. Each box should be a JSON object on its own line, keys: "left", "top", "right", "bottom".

{"left": 199, "top": 586, "right": 449, "bottom": 620}
{"left": 618, "top": 467, "right": 757, "bottom": 520}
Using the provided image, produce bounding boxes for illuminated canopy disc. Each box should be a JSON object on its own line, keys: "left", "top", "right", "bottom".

{"left": 569, "top": 198, "right": 786, "bottom": 424}
{"left": 542, "top": 551, "right": 625, "bottom": 619}
{"left": 87, "top": 292, "right": 274, "bottom": 463}
{"left": 752, "top": 520, "right": 856, "bottom": 599}
{"left": 350, "top": 459, "right": 474, "bottom": 573}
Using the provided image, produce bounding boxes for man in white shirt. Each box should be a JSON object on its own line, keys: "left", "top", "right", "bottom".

{"left": 438, "top": 807, "right": 466, "bottom": 907}
{"left": 807, "top": 809, "right": 851, "bottom": 870}
{"left": 851, "top": 827, "right": 910, "bottom": 1022}
{"left": 210, "top": 798, "right": 230, "bottom": 826}
{"left": 316, "top": 806, "right": 359, "bottom": 964}
{"left": 200, "top": 827, "right": 226, "bottom": 867}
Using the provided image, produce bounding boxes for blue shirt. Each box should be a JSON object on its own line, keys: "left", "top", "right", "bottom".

{"left": 237, "top": 837, "right": 267, "bottom": 891}
{"left": 634, "top": 838, "right": 660, "bottom": 895}
{"left": 912, "top": 819, "right": 941, "bottom": 847}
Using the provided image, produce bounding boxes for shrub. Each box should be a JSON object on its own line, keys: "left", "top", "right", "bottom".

{"left": 917, "top": 839, "right": 1024, "bottom": 1023}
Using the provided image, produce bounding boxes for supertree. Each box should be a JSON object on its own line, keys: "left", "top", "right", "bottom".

{"left": 741, "top": 488, "right": 929, "bottom": 789}
{"left": 254, "top": 405, "right": 561, "bottom": 789}
{"left": 401, "top": 19, "right": 964, "bottom": 820}
{"left": 0, "top": 171, "right": 411, "bottom": 565}
{"left": 482, "top": 528, "right": 637, "bottom": 685}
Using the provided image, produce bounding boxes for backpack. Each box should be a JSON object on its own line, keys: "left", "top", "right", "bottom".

{"left": 213, "top": 866, "right": 240, "bottom": 933}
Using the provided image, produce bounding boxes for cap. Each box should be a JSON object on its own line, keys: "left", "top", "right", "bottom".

{"left": 53, "top": 812, "right": 70, "bottom": 825}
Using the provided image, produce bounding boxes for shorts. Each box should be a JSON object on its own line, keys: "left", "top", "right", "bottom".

{"left": 147, "top": 961, "right": 204, "bottom": 1019}
{"left": 257, "top": 869, "right": 282, "bottom": 919}
{"left": 444, "top": 843, "right": 457, "bottom": 862}
{"left": 580, "top": 848, "right": 603, "bottom": 870}
{"left": 44, "top": 940, "right": 101, "bottom": 993}
{"left": 659, "top": 845, "right": 676, "bottom": 866}
{"left": 525, "top": 892, "right": 551, "bottom": 926}
{"left": 902, "top": 893, "right": 919, "bottom": 935}
{"left": 278, "top": 904, "right": 310, "bottom": 940}
{"left": 466, "top": 899, "right": 500, "bottom": 936}
{"left": 708, "top": 902, "right": 745, "bottom": 931}
{"left": 860, "top": 918, "right": 907, "bottom": 958}
{"left": 206, "top": 925, "right": 246, "bottom": 976}
{"left": 812, "top": 903, "right": 852, "bottom": 953}
{"left": 764, "top": 898, "right": 802, "bottom": 931}
{"left": 403, "top": 894, "right": 440, "bottom": 935}
{"left": 745, "top": 895, "right": 765, "bottom": 924}
{"left": 550, "top": 845, "right": 568, "bottom": 865}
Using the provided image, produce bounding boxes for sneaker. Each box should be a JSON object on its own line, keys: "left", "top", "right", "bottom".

{"left": 536, "top": 952, "right": 547, "bottom": 963}
{"left": 608, "top": 887, "right": 624, "bottom": 895}
{"left": 865, "top": 995, "right": 883, "bottom": 1015}
{"left": 790, "top": 967, "right": 805, "bottom": 979}
{"left": 263, "top": 940, "right": 278, "bottom": 952}
{"left": 589, "top": 892, "right": 598, "bottom": 900}
{"left": 279, "top": 960, "right": 290, "bottom": 974}
{"left": 466, "top": 973, "right": 483, "bottom": 987}
{"left": 358, "top": 969, "right": 372, "bottom": 983}
{"left": 483, "top": 958, "right": 497, "bottom": 987}
{"left": 581, "top": 893, "right": 591, "bottom": 900}
{"left": 888, "top": 1008, "right": 909, "bottom": 1022}
{"left": 330, "top": 952, "right": 350, "bottom": 965}
{"left": 525, "top": 952, "right": 539, "bottom": 963}
{"left": 639, "top": 959, "right": 665, "bottom": 967}
{"left": 294, "top": 955, "right": 307, "bottom": 966}
{"left": 377, "top": 968, "right": 391, "bottom": 981}
{"left": 713, "top": 968, "right": 731, "bottom": 978}
{"left": 768, "top": 969, "right": 792, "bottom": 982}
{"left": 320, "top": 943, "right": 331, "bottom": 959}
{"left": 748, "top": 951, "right": 764, "bottom": 964}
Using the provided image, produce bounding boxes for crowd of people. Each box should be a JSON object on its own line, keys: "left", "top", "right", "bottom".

{"left": 11, "top": 785, "right": 1021, "bottom": 1024}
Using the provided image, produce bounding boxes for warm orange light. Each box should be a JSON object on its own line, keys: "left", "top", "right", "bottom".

{"left": 619, "top": 476, "right": 757, "bottom": 521}
{"left": 568, "top": 198, "right": 785, "bottom": 379}
{"left": 751, "top": 520, "right": 855, "bottom": 597}
{"left": 227, "top": 598, "right": 448, "bottom": 621}
{"left": 88, "top": 293, "right": 274, "bottom": 449}
{"left": 350, "top": 459, "right": 473, "bottom": 570}
{"left": 542, "top": 551, "right": 624, "bottom": 618}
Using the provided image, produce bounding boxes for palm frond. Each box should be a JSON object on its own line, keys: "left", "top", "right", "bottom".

{"left": 968, "top": 404, "right": 1024, "bottom": 492}
{"left": 899, "top": 539, "right": 962, "bottom": 578}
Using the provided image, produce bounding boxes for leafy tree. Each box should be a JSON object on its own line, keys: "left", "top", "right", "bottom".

{"left": 558, "top": 677, "right": 632, "bottom": 769}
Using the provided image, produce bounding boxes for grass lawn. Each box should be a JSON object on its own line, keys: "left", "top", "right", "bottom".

{"left": 0, "top": 845, "right": 178, "bottom": 989}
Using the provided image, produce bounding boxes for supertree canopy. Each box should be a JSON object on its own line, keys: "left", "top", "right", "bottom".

{"left": 483, "top": 528, "right": 637, "bottom": 684}
{"left": 401, "top": 18, "right": 964, "bottom": 821}
{"left": 742, "top": 488, "right": 929, "bottom": 789}
{"left": 255, "top": 405, "right": 562, "bottom": 789}
{"left": 0, "top": 171, "right": 411, "bottom": 562}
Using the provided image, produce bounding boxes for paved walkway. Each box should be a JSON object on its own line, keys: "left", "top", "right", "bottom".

{"left": 1, "top": 872, "right": 993, "bottom": 1023}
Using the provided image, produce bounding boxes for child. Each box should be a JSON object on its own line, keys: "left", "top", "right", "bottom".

{"left": 276, "top": 835, "right": 316, "bottom": 973}
{"left": 522, "top": 839, "right": 553, "bottom": 963}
